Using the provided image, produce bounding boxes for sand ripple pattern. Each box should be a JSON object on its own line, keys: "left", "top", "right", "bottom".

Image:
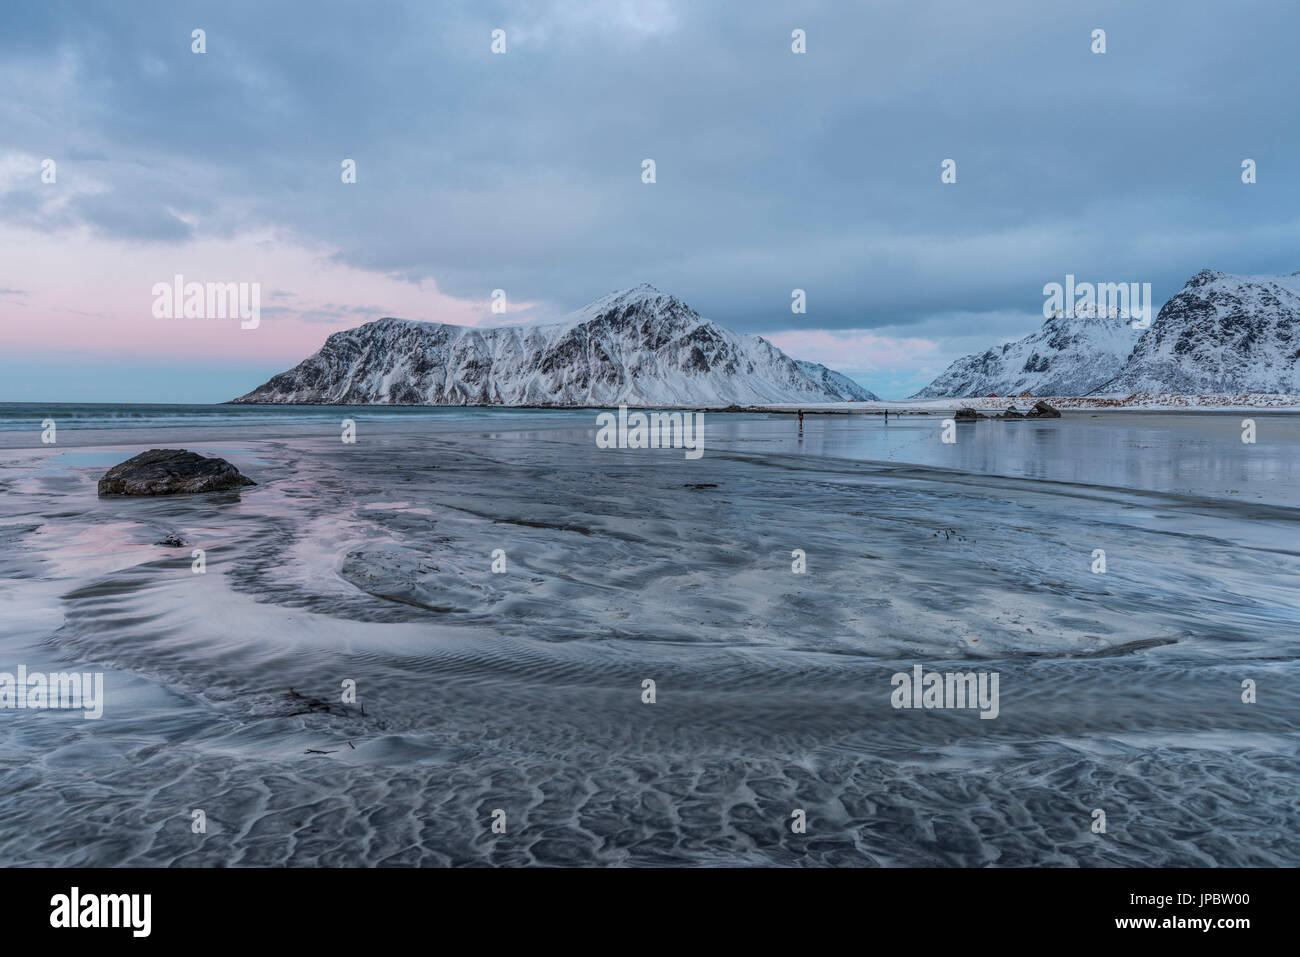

{"left": 1, "top": 422, "right": 1298, "bottom": 866}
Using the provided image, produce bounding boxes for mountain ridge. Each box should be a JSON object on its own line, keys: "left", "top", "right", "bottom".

{"left": 914, "top": 269, "right": 1300, "bottom": 398}
{"left": 233, "top": 284, "right": 879, "bottom": 407}
{"left": 1094, "top": 270, "right": 1300, "bottom": 395}
{"left": 911, "top": 308, "right": 1140, "bottom": 398}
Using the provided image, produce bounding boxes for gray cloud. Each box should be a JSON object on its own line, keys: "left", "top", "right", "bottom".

{"left": 1, "top": 0, "right": 1296, "bottom": 350}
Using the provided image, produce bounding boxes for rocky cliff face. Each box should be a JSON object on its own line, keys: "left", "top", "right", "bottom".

{"left": 912, "top": 310, "right": 1140, "bottom": 398}
{"left": 1096, "top": 270, "right": 1300, "bottom": 395}
{"left": 916, "top": 269, "right": 1300, "bottom": 398}
{"left": 234, "top": 284, "right": 878, "bottom": 406}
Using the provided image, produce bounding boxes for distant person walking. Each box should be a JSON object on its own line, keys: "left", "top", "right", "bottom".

{"left": 797, "top": 409, "right": 804, "bottom": 435}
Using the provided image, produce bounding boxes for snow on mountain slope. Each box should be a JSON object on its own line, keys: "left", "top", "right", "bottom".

{"left": 793, "top": 360, "right": 875, "bottom": 400}
{"left": 912, "top": 309, "right": 1141, "bottom": 398}
{"left": 1095, "top": 270, "right": 1300, "bottom": 395}
{"left": 233, "top": 284, "right": 878, "bottom": 406}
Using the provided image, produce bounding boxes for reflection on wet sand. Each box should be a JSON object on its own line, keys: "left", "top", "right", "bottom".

{"left": 0, "top": 411, "right": 1296, "bottom": 865}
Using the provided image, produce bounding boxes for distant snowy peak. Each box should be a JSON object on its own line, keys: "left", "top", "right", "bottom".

{"left": 793, "top": 360, "right": 876, "bottom": 400}
{"left": 912, "top": 310, "right": 1140, "bottom": 398}
{"left": 549, "top": 283, "right": 677, "bottom": 329}
{"left": 1098, "top": 270, "right": 1300, "bottom": 395}
{"left": 233, "top": 286, "right": 878, "bottom": 406}
{"left": 915, "top": 269, "right": 1300, "bottom": 399}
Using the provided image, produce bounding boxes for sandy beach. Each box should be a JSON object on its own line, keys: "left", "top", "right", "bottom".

{"left": 0, "top": 406, "right": 1297, "bottom": 866}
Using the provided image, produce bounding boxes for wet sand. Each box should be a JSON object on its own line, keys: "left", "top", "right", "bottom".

{"left": 0, "top": 411, "right": 1297, "bottom": 865}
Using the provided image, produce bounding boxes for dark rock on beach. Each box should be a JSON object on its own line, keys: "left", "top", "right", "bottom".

{"left": 98, "top": 449, "right": 256, "bottom": 497}
{"left": 1026, "top": 400, "right": 1062, "bottom": 418}
{"left": 954, "top": 407, "right": 980, "bottom": 421}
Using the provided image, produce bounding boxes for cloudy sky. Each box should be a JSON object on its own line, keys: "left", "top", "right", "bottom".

{"left": 1, "top": 0, "right": 1296, "bottom": 402}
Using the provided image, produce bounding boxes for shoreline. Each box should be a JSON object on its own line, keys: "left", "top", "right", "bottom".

{"left": 223, "top": 393, "right": 1300, "bottom": 414}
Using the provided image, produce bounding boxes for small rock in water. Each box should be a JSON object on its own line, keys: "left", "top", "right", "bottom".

{"left": 98, "top": 449, "right": 256, "bottom": 496}
{"left": 954, "top": 407, "right": 980, "bottom": 421}
{"left": 1026, "top": 400, "right": 1062, "bottom": 418}
{"left": 157, "top": 533, "right": 187, "bottom": 547}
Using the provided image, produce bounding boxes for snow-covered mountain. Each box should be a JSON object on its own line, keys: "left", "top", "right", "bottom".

{"left": 1095, "top": 270, "right": 1300, "bottom": 395}
{"left": 792, "top": 360, "right": 876, "bottom": 402}
{"left": 233, "top": 284, "right": 878, "bottom": 406}
{"left": 912, "top": 309, "right": 1141, "bottom": 398}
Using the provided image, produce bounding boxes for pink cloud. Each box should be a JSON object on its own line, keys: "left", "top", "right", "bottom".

{"left": 0, "top": 223, "right": 524, "bottom": 363}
